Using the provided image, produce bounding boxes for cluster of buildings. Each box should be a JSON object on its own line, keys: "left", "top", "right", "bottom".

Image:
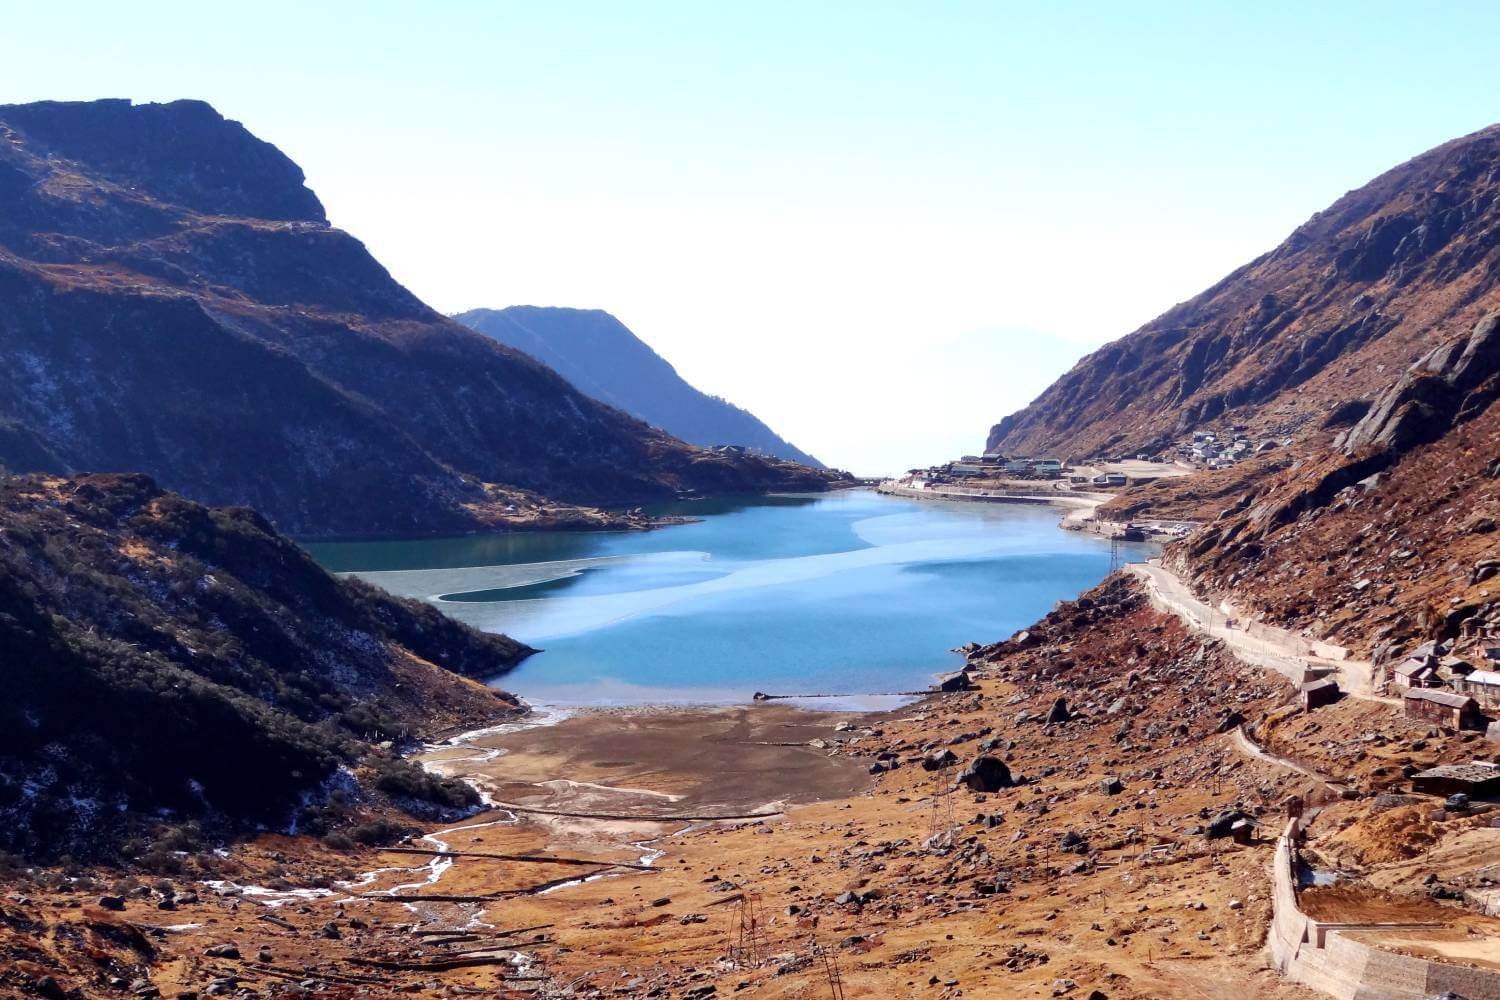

{"left": 897, "top": 452, "right": 1154, "bottom": 493}
{"left": 1389, "top": 639, "right": 1500, "bottom": 732}
{"left": 1299, "top": 640, "right": 1500, "bottom": 800}
{"left": 1072, "top": 471, "right": 1128, "bottom": 488}
{"left": 904, "top": 453, "right": 1066, "bottom": 485}
{"left": 1178, "top": 428, "right": 1283, "bottom": 468}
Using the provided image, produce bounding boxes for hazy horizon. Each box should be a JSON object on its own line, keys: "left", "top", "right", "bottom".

{"left": 9, "top": 1, "right": 1500, "bottom": 474}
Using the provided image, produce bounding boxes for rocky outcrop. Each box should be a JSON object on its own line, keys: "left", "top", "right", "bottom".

{"left": 1339, "top": 313, "right": 1500, "bottom": 455}
{"left": 0, "top": 99, "right": 837, "bottom": 536}
{"left": 988, "top": 124, "right": 1500, "bottom": 459}
{"left": 457, "top": 306, "right": 825, "bottom": 468}
{"left": 0, "top": 472, "right": 530, "bottom": 858}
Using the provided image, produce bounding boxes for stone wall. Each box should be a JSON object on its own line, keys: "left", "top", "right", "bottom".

{"left": 1268, "top": 819, "right": 1500, "bottom": 999}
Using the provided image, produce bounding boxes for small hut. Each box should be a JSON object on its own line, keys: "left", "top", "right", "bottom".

{"left": 1411, "top": 762, "right": 1500, "bottom": 799}
{"left": 1299, "top": 677, "right": 1340, "bottom": 710}
{"left": 1402, "top": 688, "right": 1483, "bottom": 730}
{"left": 1457, "top": 669, "right": 1500, "bottom": 710}
{"left": 1393, "top": 656, "right": 1438, "bottom": 690}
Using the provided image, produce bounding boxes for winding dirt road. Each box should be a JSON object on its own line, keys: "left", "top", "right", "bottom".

{"left": 1129, "top": 560, "right": 1388, "bottom": 701}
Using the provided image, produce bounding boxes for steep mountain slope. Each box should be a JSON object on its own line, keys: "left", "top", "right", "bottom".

{"left": 0, "top": 99, "right": 835, "bottom": 536}
{"left": 988, "top": 124, "right": 1500, "bottom": 459}
{"left": 1170, "top": 312, "right": 1500, "bottom": 657}
{"left": 456, "top": 306, "right": 824, "bottom": 467}
{"left": 0, "top": 472, "right": 530, "bottom": 858}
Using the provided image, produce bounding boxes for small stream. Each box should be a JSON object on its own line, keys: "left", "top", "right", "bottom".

{"left": 199, "top": 710, "right": 673, "bottom": 924}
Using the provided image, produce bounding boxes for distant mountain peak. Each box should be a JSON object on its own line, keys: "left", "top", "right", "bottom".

{"left": 457, "top": 305, "right": 826, "bottom": 468}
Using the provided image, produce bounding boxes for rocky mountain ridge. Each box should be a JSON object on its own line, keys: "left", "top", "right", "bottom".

{"left": 988, "top": 123, "right": 1500, "bottom": 461}
{"left": 0, "top": 99, "right": 836, "bottom": 537}
{"left": 980, "top": 124, "right": 1500, "bottom": 658}
{"left": 457, "top": 306, "right": 825, "bottom": 467}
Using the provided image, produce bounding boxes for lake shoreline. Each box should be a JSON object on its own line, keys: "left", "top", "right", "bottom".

{"left": 317, "top": 488, "right": 1149, "bottom": 707}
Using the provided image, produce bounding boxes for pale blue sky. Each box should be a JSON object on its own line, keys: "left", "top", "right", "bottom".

{"left": 7, "top": 2, "right": 1498, "bottom": 473}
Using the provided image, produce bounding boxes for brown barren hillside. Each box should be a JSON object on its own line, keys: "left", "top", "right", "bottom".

{"left": 0, "top": 472, "right": 530, "bottom": 859}
{"left": 1169, "top": 312, "right": 1500, "bottom": 657}
{"left": 989, "top": 124, "right": 1500, "bottom": 460}
{"left": 0, "top": 99, "right": 839, "bottom": 537}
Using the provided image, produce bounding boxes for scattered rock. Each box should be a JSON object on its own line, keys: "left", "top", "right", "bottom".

{"left": 921, "top": 749, "right": 959, "bottom": 771}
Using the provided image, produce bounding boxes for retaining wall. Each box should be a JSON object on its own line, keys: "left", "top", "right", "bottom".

{"left": 1269, "top": 819, "right": 1500, "bottom": 999}
{"left": 1221, "top": 614, "right": 1352, "bottom": 661}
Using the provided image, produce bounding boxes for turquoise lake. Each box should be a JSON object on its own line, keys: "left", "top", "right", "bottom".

{"left": 304, "top": 490, "right": 1153, "bottom": 707}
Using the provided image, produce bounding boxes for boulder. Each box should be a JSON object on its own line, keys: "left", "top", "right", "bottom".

{"left": 921, "top": 748, "right": 958, "bottom": 772}
{"left": 957, "top": 756, "right": 1013, "bottom": 793}
{"left": 1100, "top": 776, "right": 1124, "bottom": 796}
{"left": 1045, "top": 697, "right": 1071, "bottom": 724}
{"left": 937, "top": 670, "right": 976, "bottom": 693}
{"left": 922, "top": 830, "right": 954, "bottom": 852}
{"left": 1214, "top": 710, "right": 1244, "bottom": 734}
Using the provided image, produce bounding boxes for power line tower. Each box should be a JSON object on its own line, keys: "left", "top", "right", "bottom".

{"left": 814, "top": 937, "right": 847, "bottom": 1000}
{"left": 727, "top": 893, "right": 767, "bottom": 969}
{"left": 1109, "top": 535, "right": 1123, "bottom": 574}
{"left": 927, "top": 758, "right": 956, "bottom": 841}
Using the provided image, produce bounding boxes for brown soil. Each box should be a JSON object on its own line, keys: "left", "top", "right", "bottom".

{"left": 1298, "top": 883, "right": 1452, "bottom": 923}
{"left": 0, "top": 578, "right": 1328, "bottom": 999}
{"left": 7, "top": 576, "right": 1498, "bottom": 998}
{"left": 452, "top": 703, "right": 877, "bottom": 818}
